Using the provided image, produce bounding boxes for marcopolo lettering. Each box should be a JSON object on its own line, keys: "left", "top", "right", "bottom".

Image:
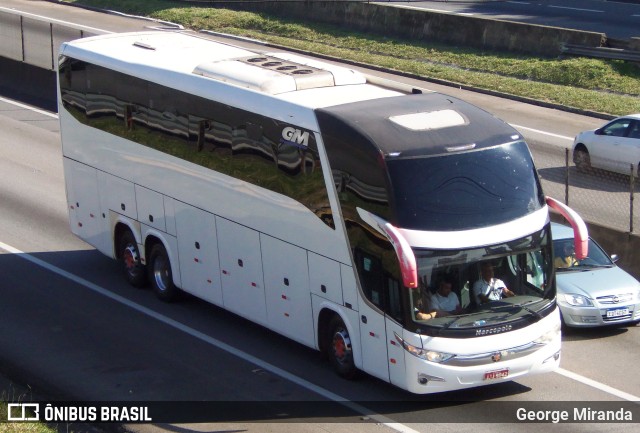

{"left": 476, "top": 324, "right": 513, "bottom": 336}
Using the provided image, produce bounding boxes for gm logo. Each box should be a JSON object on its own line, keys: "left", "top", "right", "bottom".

{"left": 281, "top": 127, "right": 309, "bottom": 148}
{"left": 7, "top": 403, "right": 40, "bottom": 421}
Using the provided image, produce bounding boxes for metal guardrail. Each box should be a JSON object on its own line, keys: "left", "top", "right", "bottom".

{"left": 562, "top": 43, "right": 640, "bottom": 62}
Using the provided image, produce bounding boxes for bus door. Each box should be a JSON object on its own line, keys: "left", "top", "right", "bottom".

{"left": 354, "top": 249, "right": 391, "bottom": 382}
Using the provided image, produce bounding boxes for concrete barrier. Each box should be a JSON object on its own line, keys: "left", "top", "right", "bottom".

{"left": 587, "top": 223, "right": 640, "bottom": 280}
{"left": 212, "top": 1, "right": 605, "bottom": 56}
{"left": 0, "top": 8, "right": 101, "bottom": 71}
{"left": 0, "top": 57, "right": 56, "bottom": 111}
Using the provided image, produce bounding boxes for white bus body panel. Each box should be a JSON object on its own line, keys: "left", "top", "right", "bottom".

{"left": 308, "top": 252, "right": 343, "bottom": 306}
{"left": 63, "top": 159, "right": 107, "bottom": 253}
{"left": 339, "top": 264, "right": 360, "bottom": 322}
{"left": 163, "top": 196, "right": 177, "bottom": 237}
{"left": 358, "top": 300, "right": 390, "bottom": 382}
{"left": 174, "top": 202, "right": 223, "bottom": 306}
{"left": 99, "top": 170, "right": 137, "bottom": 221}
{"left": 135, "top": 185, "right": 166, "bottom": 232}
{"left": 261, "top": 234, "right": 314, "bottom": 347}
{"left": 386, "top": 318, "right": 407, "bottom": 389}
{"left": 217, "top": 217, "right": 268, "bottom": 325}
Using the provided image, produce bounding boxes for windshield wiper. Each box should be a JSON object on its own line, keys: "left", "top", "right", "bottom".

{"left": 489, "top": 300, "right": 544, "bottom": 321}
{"left": 518, "top": 301, "right": 543, "bottom": 321}
{"left": 435, "top": 311, "right": 484, "bottom": 335}
{"left": 577, "top": 263, "right": 612, "bottom": 269}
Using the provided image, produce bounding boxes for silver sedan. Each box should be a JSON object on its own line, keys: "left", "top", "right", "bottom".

{"left": 552, "top": 223, "right": 640, "bottom": 327}
{"left": 572, "top": 114, "right": 640, "bottom": 176}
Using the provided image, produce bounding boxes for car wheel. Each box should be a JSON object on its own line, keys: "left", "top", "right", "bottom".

{"left": 573, "top": 147, "right": 591, "bottom": 173}
{"left": 148, "top": 242, "right": 180, "bottom": 302}
{"left": 118, "top": 229, "right": 147, "bottom": 287}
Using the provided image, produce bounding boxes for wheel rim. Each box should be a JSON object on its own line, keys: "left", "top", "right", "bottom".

{"left": 123, "top": 244, "right": 140, "bottom": 275}
{"left": 152, "top": 255, "right": 170, "bottom": 292}
{"left": 332, "top": 328, "right": 352, "bottom": 365}
{"left": 575, "top": 150, "right": 590, "bottom": 169}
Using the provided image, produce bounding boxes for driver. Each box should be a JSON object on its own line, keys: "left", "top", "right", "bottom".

{"left": 555, "top": 243, "right": 578, "bottom": 268}
{"left": 472, "top": 262, "right": 515, "bottom": 304}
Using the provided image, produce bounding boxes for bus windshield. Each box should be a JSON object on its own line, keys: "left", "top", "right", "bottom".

{"left": 407, "top": 225, "right": 554, "bottom": 335}
{"left": 386, "top": 141, "right": 544, "bottom": 231}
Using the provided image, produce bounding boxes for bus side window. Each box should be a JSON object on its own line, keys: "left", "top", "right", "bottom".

{"left": 354, "top": 248, "right": 403, "bottom": 320}
{"left": 59, "top": 58, "right": 87, "bottom": 121}
{"left": 354, "top": 248, "right": 384, "bottom": 308}
{"left": 386, "top": 276, "right": 403, "bottom": 322}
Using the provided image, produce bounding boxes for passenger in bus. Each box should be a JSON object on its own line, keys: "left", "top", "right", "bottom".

{"left": 430, "top": 277, "right": 463, "bottom": 316}
{"left": 554, "top": 243, "right": 578, "bottom": 268}
{"left": 473, "top": 262, "right": 515, "bottom": 304}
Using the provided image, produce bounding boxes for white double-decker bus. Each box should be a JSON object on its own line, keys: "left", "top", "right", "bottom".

{"left": 57, "top": 31, "right": 587, "bottom": 394}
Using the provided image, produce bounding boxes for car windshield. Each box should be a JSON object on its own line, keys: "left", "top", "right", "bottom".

{"left": 408, "top": 227, "right": 554, "bottom": 335}
{"left": 553, "top": 238, "right": 613, "bottom": 271}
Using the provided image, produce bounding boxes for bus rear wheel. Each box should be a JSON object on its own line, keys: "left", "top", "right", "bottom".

{"left": 327, "top": 315, "right": 358, "bottom": 379}
{"left": 118, "top": 230, "right": 147, "bottom": 287}
{"left": 148, "top": 243, "right": 179, "bottom": 302}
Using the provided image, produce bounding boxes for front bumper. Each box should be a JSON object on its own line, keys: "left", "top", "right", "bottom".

{"left": 559, "top": 301, "right": 640, "bottom": 327}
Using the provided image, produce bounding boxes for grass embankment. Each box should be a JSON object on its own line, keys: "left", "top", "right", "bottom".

{"left": 61, "top": 1, "right": 640, "bottom": 115}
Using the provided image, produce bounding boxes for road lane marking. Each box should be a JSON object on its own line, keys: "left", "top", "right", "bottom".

{"left": 391, "top": 5, "right": 474, "bottom": 16}
{"left": 0, "top": 96, "right": 58, "bottom": 119}
{"left": 548, "top": 5, "right": 604, "bottom": 13}
{"left": 0, "top": 241, "right": 419, "bottom": 433}
{"left": 510, "top": 123, "right": 574, "bottom": 141}
{"left": 556, "top": 368, "right": 640, "bottom": 402}
{"left": 2, "top": 239, "right": 640, "bottom": 406}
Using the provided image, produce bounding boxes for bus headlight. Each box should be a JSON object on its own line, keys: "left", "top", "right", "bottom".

{"left": 394, "top": 333, "right": 455, "bottom": 363}
{"left": 534, "top": 321, "right": 561, "bottom": 345}
{"left": 563, "top": 293, "right": 593, "bottom": 307}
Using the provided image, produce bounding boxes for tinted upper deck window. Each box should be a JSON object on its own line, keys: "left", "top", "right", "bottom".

{"left": 386, "top": 141, "right": 543, "bottom": 231}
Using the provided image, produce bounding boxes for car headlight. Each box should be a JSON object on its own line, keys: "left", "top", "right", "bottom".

{"left": 394, "top": 332, "right": 455, "bottom": 363}
{"left": 563, "top": 293, "right": 594, "bottom": 307}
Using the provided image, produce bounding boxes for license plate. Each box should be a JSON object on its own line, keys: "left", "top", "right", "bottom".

{"left": 483, "top": 368, "right": 509, "bottom": 380}
{"left": 606, "top": 307, "right": 629, "bottom": 318}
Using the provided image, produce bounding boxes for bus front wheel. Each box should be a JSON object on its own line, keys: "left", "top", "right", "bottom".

{"left": 327, "top": 315, "right": 358, "bottom": 379}
{"left": 148, "top": 243, "right": 179, "bottom": 302}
